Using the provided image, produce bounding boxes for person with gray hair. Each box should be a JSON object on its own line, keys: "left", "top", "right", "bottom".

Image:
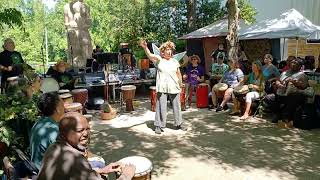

{"left": 37, "top": 112, "right": 135, "bottom": 180}
{"left": 0, "top": 38, "right": 25, "bottom": 93}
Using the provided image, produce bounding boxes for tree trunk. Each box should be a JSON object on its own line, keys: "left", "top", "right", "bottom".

{"left": 186, "top": 0, "right": 197, "bottom": 32}
{"left": 226, "top": 0, "right": 240, "bottom": 60}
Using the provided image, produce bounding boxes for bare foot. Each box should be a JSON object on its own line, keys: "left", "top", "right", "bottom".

{"left": 240, "top": 114, "right": 249, "bottom": 120}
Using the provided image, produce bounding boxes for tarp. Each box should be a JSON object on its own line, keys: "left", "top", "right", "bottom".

{"left": 239, "top": 9, "right": 320, "bottom": 40}
{"left": 179, "top": 19, "right": 249, "bottom": 40}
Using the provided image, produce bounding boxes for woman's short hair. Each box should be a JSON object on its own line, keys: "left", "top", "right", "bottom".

{"left": 38, "top": 92, "right": 61, "bottom": 116}
{"left": 228, "top": 58, "right": 240, "bottom": 68}
{"left": 189, "top": 54, "right": 201, "bottom": 63}
{"left": 159, "top": 41, "right": 175, "bottom": 54}
{"left": 264, "top": 54, "right": 273, "bottom": 61}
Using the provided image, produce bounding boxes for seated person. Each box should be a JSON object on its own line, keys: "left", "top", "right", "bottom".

{"left": 237, "top": 45, "right": 251, "bottom": 76}
{"left": 211, "top": 54, "right": 229, "bottom": 84}
{"left": 50, "top": 61, "right": 75, "bottom": 90}
{"left": 281, "top": 56, "right": 295, "bottom": 72}
{"left": 183, "top": 55, "right": 205, "bottom": 106}
{"left": 0, "top": 38, "right": 25, "bottom": 93}
{"left": 37, "top": 112, "right": 135, "bottom": 180}
{"left": 267, "top": 58, "right": 309, "bottom": 124}
{"left": 211, "top": 58, "right": 244, "bottom": 112}
{"left": 92, "top": 45, "right": 104, "bottom": 59}
{"left": 30, "top": 92, "right": 65, "bottom": 170}
{"left": 206, "top": 54, "right": 228, "bottom": 98}
{"left": 232, "top": 61, "right": 265, "bottom": 119}
{"left": 262, "top": 54, "right": 280, "bottom": 93}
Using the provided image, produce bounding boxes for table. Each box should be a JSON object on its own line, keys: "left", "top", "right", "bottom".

{"left": 107, "top": 79, "right": 156, "bottom": 102}
{"left": 75, "top": 79, "right": 156, "bottom": 103}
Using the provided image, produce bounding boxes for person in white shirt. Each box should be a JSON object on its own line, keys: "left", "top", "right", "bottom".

{"left": 140, "top": 40, "right": 187, "bottom": 134}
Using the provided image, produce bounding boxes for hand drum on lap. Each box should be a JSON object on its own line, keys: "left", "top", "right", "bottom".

{"left": 213, "top": 83, "right": 228, "bottom": 98}
{"left": 233, "top": 85, "right": 249, "bottom": 99}
{"left": 117, "top": 156, "right": 152, "bottom": 180}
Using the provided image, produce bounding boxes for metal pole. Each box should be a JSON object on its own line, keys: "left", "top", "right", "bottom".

{"left": 295, "top": 37, "right": 298, "bottom": 57}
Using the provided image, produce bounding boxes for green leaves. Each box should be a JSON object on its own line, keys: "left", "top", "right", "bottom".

{"left": 0, "top": 93, "right": 40, "bottom": 146}
{"left": 238, "top": 0, "right": 257, "bottom": 24}
{"left": 0, "top": 8, "right": 23, "bottom": 29}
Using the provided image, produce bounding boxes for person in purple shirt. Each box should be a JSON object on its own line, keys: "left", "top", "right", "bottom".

{"left": 183, "top": 55, "right": 205, "bottom": 107}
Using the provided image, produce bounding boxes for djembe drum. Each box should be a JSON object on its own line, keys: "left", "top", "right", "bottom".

{"left": 140, "top": 59, "right": 149, "bottom": 70}
{"left": 58, "top": 89, "right": 70, "bottom": 94}
{"left": 117, "top": 156, "right": 153, "bottom": 180}
{"left": 233, "top": 85, "right": 249, "bottom": 114}
{"left": 59, "top": 93, "right": 73, "bottom": 104}
{"left": 121, "top": 85, "right": 136, "bottom": 112}
{"left": 71, "top": 89, "right": 88, "bottom": 108}
{"left": 40, "top": 77, "right": 59, "bottom": 93}
{"left": 196, "top": 83, "right": 209, "bottom": 108}
{"left": 149, "top": 86, "right": 157, "bottom": 112}
{"left": 213, "top": 83, "right": 228, "bottom": 99}
{"left": 180, "top": 84, "right": 186, "bottom": 111}
{"left": 64, "top": 102, "right": 83, "bottom": 114}
{"left": 6, "top": 76, "right": 19, "bottom": 91}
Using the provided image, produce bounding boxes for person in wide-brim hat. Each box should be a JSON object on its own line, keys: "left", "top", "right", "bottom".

{"left": 53, "top": 61, "right": 70, "bottom": 72}
{"left": 188, "top": 54, "right": 201, "bottom": 64}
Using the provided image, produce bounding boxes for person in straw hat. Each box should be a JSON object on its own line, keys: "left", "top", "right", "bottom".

{"left": 183, "top": 54, "right": 205, "bottom": 107}
{"left": 51, "top": 60, "right": 74, "bottom": 90}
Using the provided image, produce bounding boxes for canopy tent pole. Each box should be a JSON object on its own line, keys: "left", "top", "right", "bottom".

{"left": 281, "top": 38, "right": 285, "bottom": 60}
{"left": 295, "top": 37, "right": 298, "bottom": 57}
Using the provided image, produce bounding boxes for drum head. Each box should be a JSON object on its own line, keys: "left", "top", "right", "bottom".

{"left": 234, "top": 85, "right": 249, "bottom": 94}
{"left": 41, "top": 78, "right": 59, "bottom": 93}
{"left": 118, "top": 156, "right": 152, "bottom": 176}
{"left": 213, "top": 83, "right": 228, "bottom": 91}
{"left": 198, "top": 83, "right": 209, "bottom": 86}
{"left": 149, "top": 86, "right": 156, "bottom": 90}
{"left": 72, "top": 88, "right": 88, "bottom": 93}
{"left": 64, "top": 102, "right": 82, "bottom": 109}
{"left": 121, "top": 85, "right": 136, "bottom": 91}
{"left": 58, "top": 89, "right": 70, "bottom": 94}
{"left": 7, "top": 76, "right": 19, "bottom": 82}
{"left": 59, "top": 93, "right": 73, "bottom": 99}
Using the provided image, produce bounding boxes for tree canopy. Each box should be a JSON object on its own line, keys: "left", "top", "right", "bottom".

{"left": 0, "top": 0, "right": 256, "bottom": 65}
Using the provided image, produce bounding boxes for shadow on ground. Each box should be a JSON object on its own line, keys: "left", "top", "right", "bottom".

{"left": 89, "top": 98, "right": 320, "bottom": 180}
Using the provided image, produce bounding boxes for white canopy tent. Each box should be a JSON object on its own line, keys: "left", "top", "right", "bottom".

{"left": 239, "top": 9, "right": 320, "bottom": 56}
{"left": 179, "top": 19, "right": 249, "bottom": 40}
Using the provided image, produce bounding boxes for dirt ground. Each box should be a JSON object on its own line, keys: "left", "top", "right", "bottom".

{"left": 88, "top": 99, "right": 320, "bottom": 180}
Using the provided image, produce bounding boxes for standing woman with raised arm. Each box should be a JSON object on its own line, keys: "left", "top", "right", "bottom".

{"left": 140, "top": 40, "right": 187, "bottom": 134}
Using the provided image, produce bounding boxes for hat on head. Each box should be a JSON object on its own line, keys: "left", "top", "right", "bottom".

{"left": 53, "top": 60, "right": 70, "bottom": 70}
{"left": 189, "top": 55, "right": 201, "bottom": 64}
